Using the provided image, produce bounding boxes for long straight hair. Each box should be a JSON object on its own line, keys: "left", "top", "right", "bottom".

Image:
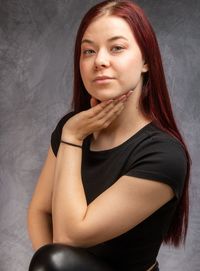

{"left": 72, "top": 0, "right": 191, "bottom": 247}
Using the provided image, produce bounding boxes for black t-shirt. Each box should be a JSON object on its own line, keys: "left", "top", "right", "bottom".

{"left": 51, "top": 112, "right": 187, "bottom": 271}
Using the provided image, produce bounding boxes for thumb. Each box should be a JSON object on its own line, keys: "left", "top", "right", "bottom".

{"left": 90, "top": 97, "right": 99, "bottom": 107}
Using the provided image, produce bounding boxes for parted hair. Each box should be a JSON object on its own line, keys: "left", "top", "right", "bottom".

{"left": 71, "top": 0, "right": 191, "bottom": 247}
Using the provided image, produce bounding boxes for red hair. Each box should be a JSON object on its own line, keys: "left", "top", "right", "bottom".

{"left": 71, "top": 0, "right": 191, "bottom": 246}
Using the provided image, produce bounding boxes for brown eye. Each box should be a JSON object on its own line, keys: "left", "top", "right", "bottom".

{"left": 111, "top": 46, "right": 124, "bottom": 52}
{"left": 82, "top": 49, "right": 95, "bottom": 55}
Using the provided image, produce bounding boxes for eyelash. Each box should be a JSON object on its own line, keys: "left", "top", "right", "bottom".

{"left": 82, "top": 46, "right": 125, "bottom": 55}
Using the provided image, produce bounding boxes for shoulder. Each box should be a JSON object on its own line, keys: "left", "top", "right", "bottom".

{"left": 125, "top": 123, "right": 188, "bottom": 200}
{"left": 134, "top": 123, "right": 187, "bottom": 159}
{"left": 50, "top": 111, "right": 75, "bottom": 156}
{"left": 53, "top": 111, "right": 76, "bottom": 131}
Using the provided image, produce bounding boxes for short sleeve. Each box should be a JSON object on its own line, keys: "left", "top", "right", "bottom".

{"left": 51, "top": 111, "right": 75, "bottom": 156}
{"left": 124, "top": 137, "right": 188, "bottom": 200}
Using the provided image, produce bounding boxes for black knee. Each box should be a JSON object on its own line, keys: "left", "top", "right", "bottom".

{"left": 28, "top": 243, "right": 113, "bottom": 271}
{"left": 29, "top": 243, "right": 78, "bottom": 271}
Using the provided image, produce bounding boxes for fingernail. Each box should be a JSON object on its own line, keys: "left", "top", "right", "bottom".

{"left": 127, "top": 90, "right": 134, "bottom": 97}
{"left": 118, "top": 95, "right": 126, "bottom": 101}
{"left": 121, "top": 97, "right": 128, "bottom": 103}
{"left": 105, "top": 99, "right": 114, "bottom": 104}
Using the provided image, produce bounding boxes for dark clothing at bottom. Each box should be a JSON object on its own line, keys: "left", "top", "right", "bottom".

{"left": 29, "top": 244, "right": 115, "bottom": 271}
{"left": 28, "top": 244, "right": 159, "bottom": 271}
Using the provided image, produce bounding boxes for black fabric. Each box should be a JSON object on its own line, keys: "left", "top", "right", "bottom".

{"left": 50, "top": 112, "right": 187, "bottom": 271}
{"left": 29, "top": 244, "right": 115, "bottom": 271}
{"left": 51, "top": 111, "right": 75, "bottom": 156}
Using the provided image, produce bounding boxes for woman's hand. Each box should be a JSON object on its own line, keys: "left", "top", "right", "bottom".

{"left": 62, "top": 91, "right": 133, "bottom": 145}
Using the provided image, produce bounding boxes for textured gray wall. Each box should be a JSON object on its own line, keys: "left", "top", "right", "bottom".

{"left": 0, "top": 0, "right": 199, "bottom": 270}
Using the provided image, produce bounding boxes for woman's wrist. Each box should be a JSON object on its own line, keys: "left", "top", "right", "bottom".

{"left": 61, "top": 134, "right": 84, "bottom": 147}
{"left": 60, "top": 140, "right": 82, "bottom": 149}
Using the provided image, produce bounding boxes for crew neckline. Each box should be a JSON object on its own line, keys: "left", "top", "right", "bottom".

{"left": 88, "top": 121, "right": 154, "bottom": 154}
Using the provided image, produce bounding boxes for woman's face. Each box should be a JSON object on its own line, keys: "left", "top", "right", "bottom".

{"left": 79, "top": 15, "right": 148, "bottom": 101}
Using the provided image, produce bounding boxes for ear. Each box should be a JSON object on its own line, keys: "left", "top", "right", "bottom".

{"left": 142, "top": 62, "right": 148, "bottom": 73}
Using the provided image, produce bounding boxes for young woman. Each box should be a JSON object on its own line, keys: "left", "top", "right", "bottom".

{"left": 27, "top": 1, "right": 191, "bottom": 270}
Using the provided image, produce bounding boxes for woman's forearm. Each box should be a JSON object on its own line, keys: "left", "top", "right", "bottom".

{"left": 52, "top": 143, "right": 88, "bottom": 243}
{"left": 52, "top": 99, "right": 126, "bottom": 244}
{"left": 27, "top": 209, "right": 53, "bottom": 251}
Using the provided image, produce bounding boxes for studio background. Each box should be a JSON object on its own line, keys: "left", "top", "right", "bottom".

{"left": 0, "top": 0, "right": 199, "bottom": 270}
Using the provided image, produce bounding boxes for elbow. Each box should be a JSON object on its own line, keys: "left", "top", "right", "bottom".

{"left": 52, "top": 227, "right": 79, "bottom": 247}
{"left": 53, "top": 234, "right": 75, "bottom": 247}
{"left": 53, "top": 220, "right": 99, "bottom": 248}
{"left": 53, "top": 230, "right": 92, "bottom": 248}
{"left": 52, "top": 236, "right": 88, "bottom": 248}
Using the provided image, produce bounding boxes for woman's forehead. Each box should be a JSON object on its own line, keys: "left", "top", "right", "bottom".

{"left": 82, "top": 15, "right": 134, "bottom": 42}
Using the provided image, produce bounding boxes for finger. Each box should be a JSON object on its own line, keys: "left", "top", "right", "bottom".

{"left": 88, "top": 94, "right": 127, "bottom": 120}
{"left": 92, "top": 100, "right": 120, "bottom": 121}
{"left": 106, "top": 100, "right": 125, "bottom": 120}
{"left": 97, "top": 96, "right": 127, "bottom": 120}
{"left": 113, "top": 90, "right": 134, "bottom": 102}
{"left": 126, "top": 90, "right": 134, "bottom": 98}
{"left": 88, "top": 99, "right": 114, "bottom": 118}
{"left": 98, "top": 101, "right": 125, "bottom": 127}
{"left": 101, "top": 103, "right": 125, "bottom": 129}
{"left": 86, "top": 98, "right": 125, "bottom": 132}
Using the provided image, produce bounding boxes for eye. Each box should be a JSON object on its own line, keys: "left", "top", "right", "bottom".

{"left": 82, "top": 49, "right": 95, "bottom": 55}
{"left": 111, "top": 46, "right": 124, "bottom": 52}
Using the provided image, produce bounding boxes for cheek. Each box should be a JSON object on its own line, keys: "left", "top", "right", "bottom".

{"left": 80, "top": 61, "right": 92, "bottom": 83}
{"left": 117, "top": 54, "right": 143, "bottom": 79}
{"left": 80, "top": 66, "right": 87, "bottom": 86}
{"left": 79, "top": 61, "right": 85, "bottom": 78}
{"left": 79, "top": 62, "right": 93, "bottom": 94}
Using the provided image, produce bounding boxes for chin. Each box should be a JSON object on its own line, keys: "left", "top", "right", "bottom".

{"left": 89, "top": 87, "right": 132, "bottom": 101}
{"left": 96, "top": 92, "right": 122, "bottom": 101}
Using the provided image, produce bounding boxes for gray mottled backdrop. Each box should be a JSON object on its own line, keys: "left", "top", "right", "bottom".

{"left": 0, "top": 0, "right": 199, "bottom": 270}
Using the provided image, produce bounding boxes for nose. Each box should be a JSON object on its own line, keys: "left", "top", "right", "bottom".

{"left": 94, "top": 49, "right": 110, "bottom": 70}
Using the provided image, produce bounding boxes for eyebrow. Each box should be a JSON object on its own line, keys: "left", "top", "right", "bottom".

{"left": 81, "top": 36, "right": 129, "bottom": 45}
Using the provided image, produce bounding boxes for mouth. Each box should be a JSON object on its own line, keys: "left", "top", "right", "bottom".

{"left": 93, "top": 76, "right": 115, "bottom": 85}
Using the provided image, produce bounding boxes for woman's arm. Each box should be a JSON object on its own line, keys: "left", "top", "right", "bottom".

{"left": 52, "top": 98, "right": 125, "bottom": 244}
{"left": 52, "top": 95, "right": 174, "bottom": 248}
{"left": 27, "top": 209, "right": 53, "bottom": 251}
{"left": 27, "top": 147, "right": 56, "bottom": 250}
{"left": 52, "top": 142, "right": 174, "bottom": 248}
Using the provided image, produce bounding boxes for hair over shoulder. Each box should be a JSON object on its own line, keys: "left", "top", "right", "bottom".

{"left": 71, "top": 0, "right": 191, "bottom": 247}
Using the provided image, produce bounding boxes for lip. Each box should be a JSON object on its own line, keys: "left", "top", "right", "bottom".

{"left": 93, "top": 76, "right": 114, "bottom": 83}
